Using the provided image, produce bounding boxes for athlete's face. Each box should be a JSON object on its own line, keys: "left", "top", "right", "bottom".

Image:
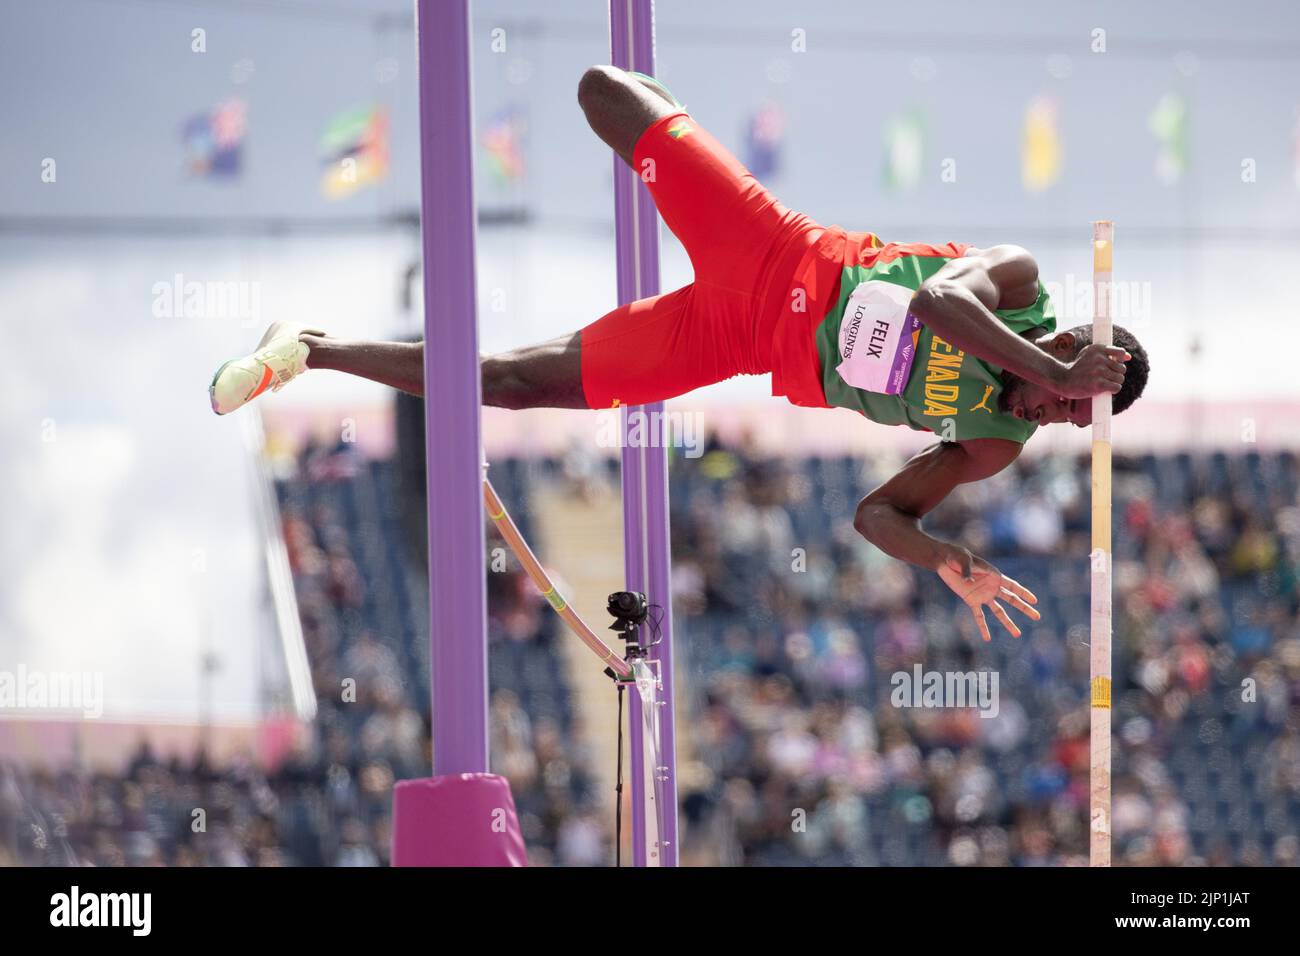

{"left": 1000, "top": 378, "right": 1092, "bottom": 428}
{"left": 998, "top": 331, "right": 1095, "bottom": 428}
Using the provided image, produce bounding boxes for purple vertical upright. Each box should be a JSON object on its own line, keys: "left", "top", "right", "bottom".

{"left": 416, "top": 0, "right": 488, "bottom": 777}
{"left": 610, "top": 0, "right": 680, "bottom": 867}
{"left": 393, "top": 0, "right": 525, "bottom": 868}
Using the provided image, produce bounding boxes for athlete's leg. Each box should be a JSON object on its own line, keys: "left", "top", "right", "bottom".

{"left": 214, "top": 69, "right": 775, "bottom": 418}
{"left": 302, "top": 291, "right": 714, "bottom": 411}
{"left": 575, "top": 65, "right": 822, "bottom": 403}
{"left": 295, "top": 68, "right": 685, "bottom": 409}
{"left": 582, "top": 64, "right": 818, "bottom": 297}
{"left": 300, "top": 335, "right": 424, "bottom": 395}
{"left": 301, "top": 332, "right": 585, "bottom": 409}
{"left": 479, "top": 334, "right": 584, "bottom": 409}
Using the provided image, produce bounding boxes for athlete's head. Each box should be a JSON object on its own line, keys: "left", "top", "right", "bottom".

{"left": 998, "top": 325, "right": 1149, "bottom": 428}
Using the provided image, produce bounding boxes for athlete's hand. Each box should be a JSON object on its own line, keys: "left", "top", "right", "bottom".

{"left": 936, "top": 545, "right": 1041, "bottom": 641}
{"left": 1053, "top": 343, "right": 1129, "bottom": 400}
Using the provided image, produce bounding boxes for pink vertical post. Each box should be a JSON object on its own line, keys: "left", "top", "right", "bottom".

{"left": 610, "top": 0, "right": 680, "bottom": 867}
{"left": 391, "top": 0, "right": 526, "bottom": 867}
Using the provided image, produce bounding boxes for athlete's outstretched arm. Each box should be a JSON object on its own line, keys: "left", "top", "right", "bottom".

{"left": 853, "top": 438, "right": 1040, "bottom": 641}
{"left": 910, "top": 245, "right": 1127, "bottom": 400}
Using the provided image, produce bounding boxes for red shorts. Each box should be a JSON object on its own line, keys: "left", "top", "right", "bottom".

{"left": 579, "top": 111, "right": 832, "bottom": 409}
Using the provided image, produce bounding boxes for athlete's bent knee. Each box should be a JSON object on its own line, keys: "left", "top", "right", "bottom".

{"left": 577, "top": 65, "right": 625, "bottom": 114}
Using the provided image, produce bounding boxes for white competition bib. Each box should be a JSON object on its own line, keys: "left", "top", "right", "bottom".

{"left": 835, "top": 280, "right": 922, "bottom": 395}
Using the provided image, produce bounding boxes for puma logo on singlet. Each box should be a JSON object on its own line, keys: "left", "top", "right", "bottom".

{"left": 969, "top": 385, "right": 995, "bottom": 414}
{"left": 666, "top": 120, "right": 693, "bottom": 139}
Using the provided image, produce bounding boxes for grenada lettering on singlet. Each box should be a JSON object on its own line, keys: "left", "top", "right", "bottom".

{"left": 922, "top": 334, "right": 965, "bottom": 417}
{"left": 834, "top": 280, "right": 921, "bottom": 395}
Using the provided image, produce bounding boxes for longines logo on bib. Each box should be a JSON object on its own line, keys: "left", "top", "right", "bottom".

{"left": 835, "top": 280, "right": 921, "bottom": 395}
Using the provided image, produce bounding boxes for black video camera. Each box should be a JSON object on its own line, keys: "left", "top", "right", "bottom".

{"left": 607, "top": 590, "right": 649, "bottom": 637}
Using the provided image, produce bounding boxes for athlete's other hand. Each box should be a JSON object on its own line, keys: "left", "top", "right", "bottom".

{"left": 1054, "top": 343, "right": 1129, "bottom": 399}
{"left": 936, "top": 545, "right": 1041, "bottom": 641}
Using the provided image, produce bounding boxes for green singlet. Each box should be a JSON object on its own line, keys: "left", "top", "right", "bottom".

{"left": 813, "top": 244, "right": 1056, "bottom": 443}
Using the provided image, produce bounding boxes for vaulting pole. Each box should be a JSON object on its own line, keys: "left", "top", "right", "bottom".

{"left": 1090, "top": 219, "right": 1114, "bottom": 867}
{"left": 484, "top": 479, "right": 633, "bottom": 679}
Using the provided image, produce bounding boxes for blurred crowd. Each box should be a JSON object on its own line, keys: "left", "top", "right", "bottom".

{"left": 668, "top": 437, "right": 1300, "bottom": 865}
{"left": 0, "top": 440, "right": 604, "bottom": 867}
{"left": 3, "top": 438, "right": 1297, "bottom": 866}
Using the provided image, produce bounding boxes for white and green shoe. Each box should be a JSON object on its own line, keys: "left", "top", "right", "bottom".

{"left": 209, "top": 322, "right": 323, "bottom": 415}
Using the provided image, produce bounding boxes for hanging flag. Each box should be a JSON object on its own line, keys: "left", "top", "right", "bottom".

{"left": 744, "top": 101, "right": 785, "bottom": 180}
{"left": 882, "top": 107, "right": 925, "bottom": 193}
{"left": 1021, "top": 95, "right": 1062, "bottom": 192}
{"left": 181, "top": 98, "right": 246, "bottom": 179}
{"left": 319, "top": 105, "right": 390, "bottom": 200}
{"left": 1149, "top": 93, "right": 1188, "bottom": 185}
{"left": 481, "top": 104, "right": 527, "bottom": 185}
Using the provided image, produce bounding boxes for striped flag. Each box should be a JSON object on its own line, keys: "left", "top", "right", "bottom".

{"left": 1021, "top": 95, "right": 1062, "bottom": 192}
{"left": 481, "top": 104, "right": 527, "bottom": 185}
{"left": 1149, "top": 93, "right": 1188, "bottom": 185}
{"left": 883, "top": 108, "right": 925, "bottom": 193}
{"left": 744, "top": 102, "right": 785, "bottom": 180}
{"left": 181, "top": 98, "right": 246, "bottom": 178}
{"left": 319, "top": 105, "right": 390, "bottom": 200}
